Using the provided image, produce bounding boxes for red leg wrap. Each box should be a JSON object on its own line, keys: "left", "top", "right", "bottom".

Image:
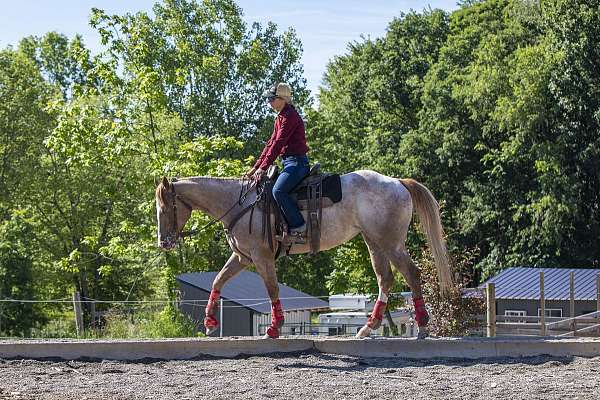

{"left": 367, "top": 300, "right": 387, "bottom": 329}
{"left": 204, "top": 315, "right": 218, "bottom": 330}
{"left": 203, "top": 289, "right": 220, "bottom": 331}
{"left": 413, "top": 297, "right": 429, "bottom": 327}
{"left": 265, "top": 300, "right": 284, "bottom": 338}
{"left": 266, "top": 326, "right": 280, "bottom": 338}
{"left": 205, "top": 289, "right": 220, "bottom": 315}
{"left": 271, "top": 299, "right": 285, "bottom": 329}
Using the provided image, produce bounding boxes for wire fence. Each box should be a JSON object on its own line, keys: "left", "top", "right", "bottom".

{"left": 0, "top": 292, "right": 411, "bottom": 339}
{"left": 0, "top": 292, "right": 367, "bottom": 304}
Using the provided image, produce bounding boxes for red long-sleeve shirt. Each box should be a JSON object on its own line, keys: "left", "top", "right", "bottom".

{"left": 254, "top": 104, "right": 309, "bottom": 170}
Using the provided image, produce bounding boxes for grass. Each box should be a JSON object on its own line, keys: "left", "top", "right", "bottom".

{"left": 27, "top": 306, "right": 203, "bottom": 339}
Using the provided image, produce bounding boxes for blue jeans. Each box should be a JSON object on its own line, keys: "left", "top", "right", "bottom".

{"left": 272, "top": 155, "right": 310, "bottom": 230}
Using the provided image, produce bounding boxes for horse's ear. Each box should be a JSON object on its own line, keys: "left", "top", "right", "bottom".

{"left": 161, "top": 176, "right": 170, "bottom": 189}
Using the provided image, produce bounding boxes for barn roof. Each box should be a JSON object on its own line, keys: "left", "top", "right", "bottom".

{"left": 176, "top": 270, "right": 329, "bottom": 314}
{"left": 481, "top": 267, "right": 600, "bottom": 301}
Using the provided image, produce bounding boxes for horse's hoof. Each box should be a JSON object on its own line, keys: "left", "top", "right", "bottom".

{"left": 417, "top": 327, "right": 429, "bottom": 340}
{"left": 355, "top": 325, "right": 372, "bottom": 338}
{"left": 204, "top": 315, "right": 219, "bottom": 336}
{"left": 265, "top": 326, "right": 280, "bottom": 339}
{"left": 205, "top": 326, "right": 218, "bottom": 336}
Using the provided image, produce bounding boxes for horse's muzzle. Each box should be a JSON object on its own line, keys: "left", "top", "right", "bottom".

{"left": 159, "top": 236, "right": 177, "bottom": 250}
{"left": 160, "top": 241, "right": 177, "bottom": 250}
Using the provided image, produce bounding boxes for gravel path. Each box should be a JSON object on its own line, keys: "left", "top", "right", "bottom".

{"left": 1, "top": 352, "right": 599, "bottom": 400}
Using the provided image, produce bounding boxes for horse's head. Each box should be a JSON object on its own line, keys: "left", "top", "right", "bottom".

{"left": 155, "top": 177, "right": 193, "bottom": 249}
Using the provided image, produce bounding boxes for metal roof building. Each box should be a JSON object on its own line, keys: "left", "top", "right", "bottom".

{"left": 481, "top": 267, "right": 600, "bottom": 319}
{"left": 482, "top": 267, "right": 600, "bottom": 300}
{"left": 176, "top": 270, "right": 329, "bottom": 336}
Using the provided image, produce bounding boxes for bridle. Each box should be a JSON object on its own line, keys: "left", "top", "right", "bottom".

{"left": 169, "top": 181, "right": 195, "bottom": 238}
{"left": 165, "top": 177, "right": 257, "bottom": 241}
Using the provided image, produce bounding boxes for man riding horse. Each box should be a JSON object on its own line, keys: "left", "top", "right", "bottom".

{"left": 244, "top": 83, "right": 310, "bottom": 245}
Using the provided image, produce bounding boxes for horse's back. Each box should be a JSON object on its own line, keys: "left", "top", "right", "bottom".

{"left": 341, "top": 170, "right": 411, "bottom": 204}
{"left": 289, "top": 170, "right": 412, "bottom": 254}
{"left": 342, "top": 170, "right": 413, "bottom": 236}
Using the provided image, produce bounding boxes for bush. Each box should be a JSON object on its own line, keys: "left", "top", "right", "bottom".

{"left": 419, "top": 248, "right": 484, "bottom": 337}
{"left": 101, "top": 306, "right": 201, "bottom": 338}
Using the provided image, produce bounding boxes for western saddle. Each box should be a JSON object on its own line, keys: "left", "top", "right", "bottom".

{"left": 255, "top": 162, "right": 336, "bottom": 258}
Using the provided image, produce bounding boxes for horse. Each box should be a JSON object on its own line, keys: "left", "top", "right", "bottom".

{"left": 155, "top": 170, "right": 452, "bottom": 339}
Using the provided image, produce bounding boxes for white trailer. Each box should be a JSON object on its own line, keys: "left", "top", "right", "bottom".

{"left": 318, "top": 309, "right": 416, "bottom": 337}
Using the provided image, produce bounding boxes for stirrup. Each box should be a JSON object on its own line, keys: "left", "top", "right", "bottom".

{"left": 275, "top": 231, "right": 306, "bottom": 245}
{"left": 288, "top": 231, "right": 306, "bottom": 244}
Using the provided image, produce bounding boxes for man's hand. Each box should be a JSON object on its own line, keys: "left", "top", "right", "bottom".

{"left": 243, "top": 167, "right": 256, "bottom": 178}
{"left": 252, "top": 168, "right": 265, "bottom": 181}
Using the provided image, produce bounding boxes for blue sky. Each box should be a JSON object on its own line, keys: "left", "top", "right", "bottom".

{"left": 1, "top": 0, "right": 458, "bottom": 96}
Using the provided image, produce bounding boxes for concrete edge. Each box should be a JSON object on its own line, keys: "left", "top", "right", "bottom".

{"left": 0, "top": 338, "right": 314, "bottom": 361}
{"left": 313, "top": 337, "right": 600, "bottom": 359}
{"left": 1, "top": 337, "right": 600, "bottom": 361}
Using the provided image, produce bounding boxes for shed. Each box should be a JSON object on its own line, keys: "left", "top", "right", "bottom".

{"left": 481, "top": 267, "right": 600, "bottom": 319}
{"left": 176, "top": 270, "right": 329, "bottom": 336}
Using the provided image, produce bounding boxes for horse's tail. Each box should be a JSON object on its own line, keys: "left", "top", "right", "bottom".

{"left": 399, "top": 178, "right": 453, "bottom": 296}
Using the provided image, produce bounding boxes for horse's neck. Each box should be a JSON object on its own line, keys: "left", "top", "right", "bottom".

{"left": 174, "top": 177, "right": 245, "bottom": 225}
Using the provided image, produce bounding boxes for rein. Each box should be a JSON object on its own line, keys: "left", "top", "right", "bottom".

{"left": 170, "top": 177, "right": 257, "bottom": 239}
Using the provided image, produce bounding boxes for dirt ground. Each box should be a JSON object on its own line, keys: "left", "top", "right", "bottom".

{"left": 1, "top": 352, "right": 599, "bottom": 400}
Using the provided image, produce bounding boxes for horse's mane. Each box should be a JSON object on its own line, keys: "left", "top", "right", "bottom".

{"left": 155, "top": 176, "right": 245, "bottom": 210}
{"left": 187, "top": 176, "right": 243, "bottom": 183}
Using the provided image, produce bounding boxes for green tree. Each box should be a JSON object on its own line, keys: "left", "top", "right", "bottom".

{"left": 0, "top": 213, "right": 46, "bottom": 336}
{"left": 89, "top": 0, "right": 309, "bottom": 157}
{"left": 308, "top": 9, "right": 450, "bottom": 175}
{"left": 0, "top": 47, "right": 55, "bottom": 210}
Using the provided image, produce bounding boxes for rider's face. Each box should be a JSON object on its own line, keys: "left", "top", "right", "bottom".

{"left": 268, "top": 97, "right": 286, "bottom": 112}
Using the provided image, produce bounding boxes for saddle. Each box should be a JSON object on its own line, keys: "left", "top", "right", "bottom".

{"left": 255, "top": 162, "right": 342, "bottom": 257}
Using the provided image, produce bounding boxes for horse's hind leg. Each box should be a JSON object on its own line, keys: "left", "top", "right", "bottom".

{"left": 356, "top": 235, "right": 395, "bottom": 338}
{"left": 386, "top": 248, "right": 430, "bottom": 339}
{"left": 204, "top": 252, "right": 250, "bottom": 335}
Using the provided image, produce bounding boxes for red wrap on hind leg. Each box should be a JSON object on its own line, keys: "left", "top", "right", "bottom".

{"left": 203, "top": 289, "right": 220, "bottom": 332}
{"left": 266, "top": 299, "right": 285, "bottom": 338}
{"left": 413, "top": 296, "right": 429, "bottom": 327}
{"left": 367, "top": 300, "right": 387, "bottom": 330}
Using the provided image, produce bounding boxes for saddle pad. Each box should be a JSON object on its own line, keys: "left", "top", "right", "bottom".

{"left": 292, "top": 174, "right": 342, "bottom": 203}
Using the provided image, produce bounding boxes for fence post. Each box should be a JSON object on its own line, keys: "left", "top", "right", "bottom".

{"left": 73, "top": 291, "right": 84, "bottom": 337}
{"left": 570, "top": 271, "right": 575, "bottom": 334}
{"left": 540, "top": 272, "right": 546, "bottom": 336}
{"left": 597, "top": 274, "right": 600, "bottom": 314}
{"left": 90, "top": 299, "right": 96, "bottom": 330}
{"left": 486, "top": 282, "right": 496, "bottom": 338}
{"left": 219, "top": 298, "right": 223, "bottom": 338}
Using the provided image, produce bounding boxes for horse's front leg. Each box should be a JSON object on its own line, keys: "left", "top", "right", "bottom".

{"left": 204, "top": 252, "right": 249, "bottom": 335}
{"left": 252, "top": 251, "right": 284, "bottom": 338}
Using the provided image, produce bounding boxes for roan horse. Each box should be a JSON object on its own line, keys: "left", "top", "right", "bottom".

{"left": 155, "top": 170, "right": 452, "bottom": 339}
